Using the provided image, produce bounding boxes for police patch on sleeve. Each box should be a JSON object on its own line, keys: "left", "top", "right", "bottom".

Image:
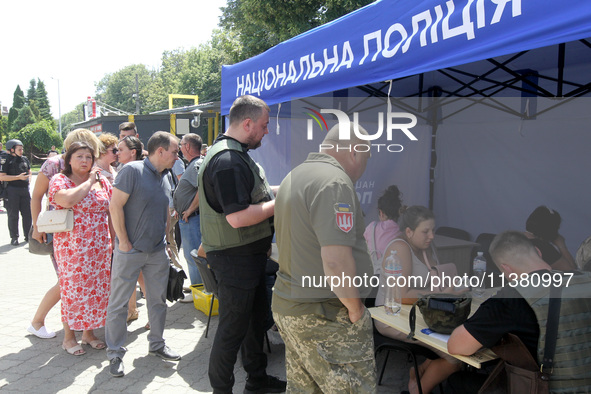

{"left": 334, "top": 203, "right": 353, "bottom": 233}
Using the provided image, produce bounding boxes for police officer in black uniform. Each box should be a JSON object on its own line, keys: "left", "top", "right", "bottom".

{"left": 0, "top": 139, "right": 32, "bottom": 245}
{"left": 0, "top": 142, "right": 10, "bottom": 211}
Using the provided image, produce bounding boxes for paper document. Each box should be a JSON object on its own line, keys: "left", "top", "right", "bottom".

{"left": 420, "top": 328, "right": 451, "bottom": 342}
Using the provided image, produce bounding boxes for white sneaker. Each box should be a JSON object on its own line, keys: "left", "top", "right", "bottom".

{"left": 27, "top": 324, "right": 56, "bottom": 339}
{"left": 179, "top": 292, "right": 193, "bottom": 303}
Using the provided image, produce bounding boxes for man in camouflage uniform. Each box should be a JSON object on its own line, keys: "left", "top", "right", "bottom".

{"left": 448, "top": 231, "right": 591, "bottom": 393}
{"left": 272, "top": 123, "right": 377, "bottom": 393}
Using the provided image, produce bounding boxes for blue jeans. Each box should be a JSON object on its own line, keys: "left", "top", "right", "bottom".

{"left": 179, "top": 214, "right": 203, "bottom": 285}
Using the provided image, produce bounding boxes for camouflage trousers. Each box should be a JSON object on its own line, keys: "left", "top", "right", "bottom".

{"left": 273, "top": 307, "right": 377, "bottom": 394}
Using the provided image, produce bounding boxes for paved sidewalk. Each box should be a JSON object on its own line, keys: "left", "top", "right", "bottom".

{"left": 0, "top": 186, "right": 409, "bottom": 393}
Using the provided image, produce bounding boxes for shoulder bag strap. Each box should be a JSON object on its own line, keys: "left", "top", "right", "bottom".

{"left": 373, "top": 222, "right": 378, "bottom": 258}
{"left": 541, "top": 284, "right": 563, "bottom": 376}
{"left": 407, "top": 300, "right": 419, "bottom": 340}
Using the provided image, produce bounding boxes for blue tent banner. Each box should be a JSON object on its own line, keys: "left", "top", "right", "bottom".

{"left": 221, "top": 0, "right": 591, "bottom": 114}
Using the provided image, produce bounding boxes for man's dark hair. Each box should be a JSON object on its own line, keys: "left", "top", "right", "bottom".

{"left": 147, "top": 131, "right": 178, "bottom": 155}
{"left": 62, "top": 141, "right": 95, "bottom": 176}
{"left": 119, "top": 122, "right": 136, "bottom": 132}
{"left": 183, "top": 133, "right": 203, "bottom": 153}
{"left": 229, "top": 95, "right": 270, "bottom": 125}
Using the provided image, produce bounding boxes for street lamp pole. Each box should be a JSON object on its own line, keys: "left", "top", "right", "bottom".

{"left": 51, "top": 77, "right": 62, "bottom": 135}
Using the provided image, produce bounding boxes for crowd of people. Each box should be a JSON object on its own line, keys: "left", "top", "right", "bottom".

{"left": 1, "top": 94, "right": 590, "bottom": 393}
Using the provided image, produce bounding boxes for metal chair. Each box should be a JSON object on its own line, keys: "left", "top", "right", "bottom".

{"left": 190, "top": 249, "right": 272, "bottom": 352}
{"left": 190, "top": 249, "right": 219, "bottom": 338}
{"left": 435, "top": 226, "right": 471, "bottom": 241}
{"left": 374, "top": 326, "right": 444, "bottom": 394}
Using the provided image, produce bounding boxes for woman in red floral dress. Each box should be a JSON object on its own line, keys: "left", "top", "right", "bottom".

{"left": 48, "top": 141, "right": 113, "bottom": 356}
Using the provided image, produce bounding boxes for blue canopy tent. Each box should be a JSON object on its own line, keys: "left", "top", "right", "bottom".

{"left": 220, "top": 0, "right": 591, "bottom": 255}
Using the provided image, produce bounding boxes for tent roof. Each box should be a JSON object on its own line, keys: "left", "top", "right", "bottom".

{"left": 221, "top": 0, "right": 591, "bottom": 114}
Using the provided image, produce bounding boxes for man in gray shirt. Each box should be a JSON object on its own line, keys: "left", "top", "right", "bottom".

{"left": 173, "top": 133, "right": 203, "bottom": 287}
{"left": 106, "top": 131, "right": 181, "bottom": 377}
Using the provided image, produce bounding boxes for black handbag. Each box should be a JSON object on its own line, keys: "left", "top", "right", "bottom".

{"left": 166, "top": 263, "right": 187, "bottom": 302}
{"left": 28, "top": 227, "right": 53, "bottom": 255}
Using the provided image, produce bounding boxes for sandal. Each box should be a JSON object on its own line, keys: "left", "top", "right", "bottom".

{"left": 127, "top": 309, "right": 139, "bottom": 322}
{"left": 62, "top": 343, "right": 86, "bottom": 356}
{"left": 145, "top": 322, "right": 150, "bottom": 330}
{"left": 81, "top": 339, "right": 106, "bottom": 350}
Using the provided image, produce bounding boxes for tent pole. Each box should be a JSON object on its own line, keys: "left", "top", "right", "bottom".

{"left": 428, "top": 87, "right": 442, "bottom": 211}
{"left": 557, "top": 43, "right": 566, "bottom": 97}
{"left": 418, "top": 73, "right": 424, "bottom": 112}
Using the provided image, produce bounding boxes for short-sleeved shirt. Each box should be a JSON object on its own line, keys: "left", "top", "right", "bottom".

{"left": 272, "top": 152, "right": 373, "bottom": 319}
{"left": 172, "top": 158, "right": 185, "bottom": 178}
{"left": 41, "top": 155, "right": 65, "bottom": 183}
{"left": 113, "top": 157, "right": 169, "bottom": 253}
{"left": 201, "top": 135, "right": 272, "bottom": 255}
{"left": 0, "top": 154, "right": 31, "bottom": 188}
{"left": 463, "top": 284, "right": 540, "bottom": 360}
{"left": 173, "top": 156, "right": 199, "bottom": 215}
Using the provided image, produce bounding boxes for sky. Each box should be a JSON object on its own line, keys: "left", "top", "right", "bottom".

{"left": 0, "top": 0, "right": 227, "bottom": 118}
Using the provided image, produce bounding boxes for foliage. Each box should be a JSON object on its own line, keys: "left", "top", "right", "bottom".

{"left": 35, "top": 80, "right": 53, "bottom": 122}
{"left": 7, "top": 108, "right": 18, "bottom": 133}
{"left": 95, "top": 30, "right": 242, "bottom": 113}
{"left": 60, "top": 103, "right": 86, "bottom": 137}
{"left": 27, "top": 79, "right": 36, "bottom": 105}
{"left": 95, "top": 65, "right": 158, "bottom": 114}
{"left": 8, "top": 85, "right": 25, "bottom": 131}
{"left": 11, "top": 106, "right": 37, "bottom": 132}
{"left": 29, "top": 101, "right": 41, "bottom": 121}
{"left": 220, "top": 0, "right": 373, "bottom": 60}
{"left": 0, "top": 115, "right": 7, "bottom": 142}
{"left": 153, "top": 30, "right": 242, "bottom": 106}
{"left": 12, "top": 85, "right": 25, "bottom": 110}
{"left": 9, "top": 120, "right": 62, "bottom": 157}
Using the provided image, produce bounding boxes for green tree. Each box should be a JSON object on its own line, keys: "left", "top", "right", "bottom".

{"left": 60, "top": 103, "right": 85, "bottom": 137}
{"left": 11, "top": 106, "right": 37, "bottom": 132}
{"left": 26, "top": 79, "right": 37, "bottom": 105}
{"left": 146, "top": 29, "right": 242, "bottom": 109}
{"left": 12, "top": 85, "right": 25, "bottom": 109}
{"left": 9, "top": 120, "right": 62, "bottom": 159}
{"left": 0, "top": 115, "right": 8, "bottom": 142}
{"left": 36, "top": 79, "right": 53, "bottom": 122}
{"left": 95, "top": 64, "right": 157, "bottom": 114}
{"left": 8, "top": 85, "right": 25, "bottom": 131}
{"left": 220, "top": 0, "right": 373, "bottom": 60}
{"left": 7, "top": 108, "right": 18, "bottom": 134}
{"left": 29, "top": 101, "right": 41, "bottom": 121}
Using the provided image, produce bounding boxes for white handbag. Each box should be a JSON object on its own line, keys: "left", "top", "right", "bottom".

{"left": 36, "top": 209, "right": 74, "bottom": 233}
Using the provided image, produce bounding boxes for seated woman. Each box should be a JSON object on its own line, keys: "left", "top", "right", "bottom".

{"left": 375, "top": 205, "right": 463, "bottom": 394}
{"left": 48, "top": 142, "right": 113, "bottom": 355}
{"left": 524, "top": 205, "right": 577, "bottom": 271}
{"left": 364, "top": 185, "right": 404, "bottom": 276}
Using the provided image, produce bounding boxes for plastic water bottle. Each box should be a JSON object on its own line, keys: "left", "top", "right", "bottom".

{"left": 384, "top": 250, "right": 402, "bottom": 315}
{"left": 472, "top": 252, "right": 487, "bottom": 298}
